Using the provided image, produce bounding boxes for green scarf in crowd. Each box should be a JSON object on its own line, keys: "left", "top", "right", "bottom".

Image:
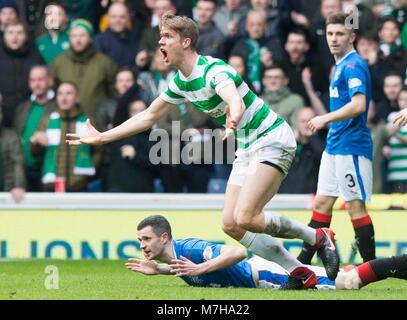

{"left": 245, "top": 38, "right": 262, "bottom": 92}
{"left": 42, "top": 112, "right": 95, "bottom": 184}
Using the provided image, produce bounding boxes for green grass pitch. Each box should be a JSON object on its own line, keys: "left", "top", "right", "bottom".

{"left": 0, "top": 260, "right": 406, "bottom": 300}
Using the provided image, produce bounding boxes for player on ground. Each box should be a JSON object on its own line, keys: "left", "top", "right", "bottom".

{"left": 66, "top": 12, "right": 339, "bottom": 289}
{"left": 126, "top": 215, "right": 407, "bottom": 290}
{"left": 297, "top": 12, "right": 376, "bottom": 265}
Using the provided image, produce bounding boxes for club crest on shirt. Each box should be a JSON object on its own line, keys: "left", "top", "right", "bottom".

{"left": 348, "top": 78, "right": 362, "bottom": 88}
{"left": 330, "top": 87, "right": 339, "bottom": 98}
{"left": 211, "top": 73, "right": 229, "bottom": 86}
{"left": 203, "top": 246, "right": 213, "bottom": 261}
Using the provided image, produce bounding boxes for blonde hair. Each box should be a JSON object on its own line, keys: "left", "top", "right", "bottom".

{"left": 159, "top": 12, "right": 199, "bottom": 50}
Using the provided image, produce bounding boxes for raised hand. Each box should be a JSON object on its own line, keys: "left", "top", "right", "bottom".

{"left": 125, "top": 258, "right": 159, "bottom": 275}
{"left": 66, "top": 118, "right": 103, "bottom": 146}
{"left": 393, "top": 109, "right": 407, "bottom": 128}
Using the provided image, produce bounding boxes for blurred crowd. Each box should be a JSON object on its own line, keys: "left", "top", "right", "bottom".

{"left": 1, "top": 0, "right": 407, "bottom": 201}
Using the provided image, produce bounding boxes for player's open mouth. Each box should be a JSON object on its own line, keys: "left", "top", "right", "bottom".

{"left": 160, "top": 48, "right": 169, "bottom": 63}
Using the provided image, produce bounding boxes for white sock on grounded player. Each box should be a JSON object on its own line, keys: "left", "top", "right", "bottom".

{"left": 263, "top": 211, "right": 317, "bottom": 245}
{"left": 239, "top": 231, "right": 302, "bottom": 272}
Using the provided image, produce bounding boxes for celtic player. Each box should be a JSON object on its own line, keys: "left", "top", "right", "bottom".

{"left": 66, "top": 12, "right": 339, "bottom": 289}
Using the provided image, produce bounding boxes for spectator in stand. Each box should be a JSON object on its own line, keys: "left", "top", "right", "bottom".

{"left": 213, "top": 0, "right": 249, "bottom": 37}
{"left": 277, "top": 28, "right": 329, "bottom": 106}
{"left": 36, "top": 2, "right": 70, "bottom": 65}
{"left": 387, "top": 0, "right": 407, "bottom": 26}
{"left": 301, "top": 67, "right": 329, "bottom": 116}
{"left": 136, "top": 0, "right": 176, "bottom": 71}
{"left": 0, "top": 20, "right": 44, "bottom": 127}
{"left": 230, "top": 9, "right": 273, "bottom": 93}
{"left": 0, "top": 103, "right": 26, "bottom": 202}
{"left": 13, "top": 65, "right": 55, "bottom": 191}
{"left": 279, "top": 108, "right": 325, "bottom": 194}
{"left": 227, "top": 54, "right": 256, "bottom": 92}
{"left": 0, "top": 0, "right": 18, "bottom": 41}
{"left": 195, "top": 0, "right": 225, "bottom": 59}
{"left": 309, "top": 0, "right": 341, "bottom": 78}
{"left": 106, "top": 99, "right": 155, "bottom": 192}
{"left": 14, "top": 0, "right": 55, "bottom": 39}
{"left": 373, "top": 73, "right": 403, "bottom": 124}
{"left": 98, "top": 0, "right": 136, "bottom": 33}
{"left": 261, "top": 65, "right": 304, "bottom": 128}
{"left": 30, "top": 82, "right": 101, "bottom": 192}
{"left": 236, "top": 0, "right": 291, "bottom": 42}
{"left": 356, "top": 33, "right": 389, "bottom": 104}
{"left": 50, "top": 19, "right": 117, "bottom": 119}
{"left": 377, "top": 17, "right": 407, "bottom": 75}
{"left": 95, "top": 67, "right": 136, "bottom": 132}
{"left": 94, "top": 2, "right": 138, "bottom": 68}
{"left": 386, "top": 87, "right": 407, "bottom": 193}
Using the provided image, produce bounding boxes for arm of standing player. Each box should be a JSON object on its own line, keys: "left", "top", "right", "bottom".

{"left": 308, "top": 93, "right": 366, "bottom": 133}
{"left": 170, "top": 245, "right": 247, "bottom": 277}
{"left": 65, "top": 97, "right": 177, "bottom": 145}
{"left": 217, "top": 83, "right": 246, "bottom": 140}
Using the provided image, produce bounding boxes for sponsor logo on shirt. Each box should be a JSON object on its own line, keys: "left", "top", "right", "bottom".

{"left": 206, "top": 106, "right": 226, "bottom": 118}
{"left": 348, "top": 78, "right": 362, "bottom": 89}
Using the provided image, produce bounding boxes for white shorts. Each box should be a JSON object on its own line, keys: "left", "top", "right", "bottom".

{"left": 227, "top": 121, "right": 296, "bottom": 187}
{"left": 316, "top": 151, "right": 372, "bottom": 202}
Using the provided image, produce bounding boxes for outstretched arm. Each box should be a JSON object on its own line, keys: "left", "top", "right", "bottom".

{"left": 125, "top": 258, "right": 173, "bottom": 276}
{"left": 308, "top": 93, "right": 366, "bottom": 133}
{"left": 66, "top": 97, "right": 177, "bottom": 145}
{"left": 170, "top": 245, "right": 247, "bottom": 277}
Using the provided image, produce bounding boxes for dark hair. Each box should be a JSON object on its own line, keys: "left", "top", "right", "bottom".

{"left": 287, "top": 28, "right": 310, "bottom": 43}
{"left": 45, "top": 2, "right": 68, "bottom": 14}
{"left": 115, "top": 67, "right": 137, "bottom": 80}
{"left": 326, "top": 12, "right": 355, "bottom": 32}
{"left": 263, "top": 64, "right": 288, "bottom": 78}
{"left": 57, "top": 81, "right": 79, "bottom": 93}
{"left": 137, "top": 215, "right": 173, "bottom": 240}
{"left": 384, "top": 72, "right": 403, "bottom": 82}
{"left": 378, "top": 16, "right": 400, "bottom": 32}
{"left": 197, "top": 0, "right": 217, "bottom": 5}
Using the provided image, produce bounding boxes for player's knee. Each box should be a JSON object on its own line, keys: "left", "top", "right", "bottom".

{"left": 235, "top": 209, "right": 256, "bottom": 231}
{"left": 313, "top": 198, "right": 333, "bottom": 214}
{"left": 347, "top": 200, "right": 367, "bottom": 217}
{"left": 221, "top": 219, "right": 237, "bottom": 236}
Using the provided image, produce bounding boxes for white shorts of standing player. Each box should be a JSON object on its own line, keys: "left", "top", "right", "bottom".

{"left": 227, "top": 121, "right": 297, "bottom": 187}
{"left": 316, "top": 151, "right": 373, "bottom": 202}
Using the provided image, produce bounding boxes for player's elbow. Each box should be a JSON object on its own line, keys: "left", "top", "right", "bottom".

{"left": 352, "top": 95, "right": 366, "bottom": 115}
{"left": 233, "top": 247, "right": 248, "bottom": 261}
{"left": 355, "top": 103, "right": 366, "bottom": 115}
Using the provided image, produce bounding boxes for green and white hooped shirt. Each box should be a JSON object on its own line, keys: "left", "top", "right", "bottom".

{"left": 159, "top": 55, "right": 283, "bottom": 150}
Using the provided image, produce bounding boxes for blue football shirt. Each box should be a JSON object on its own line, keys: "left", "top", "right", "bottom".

{"left": 172, "top": 238, "right": 256, "bottom": 288}
{"left": 326, "top": 50, "right": 372, "bottom": 160}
